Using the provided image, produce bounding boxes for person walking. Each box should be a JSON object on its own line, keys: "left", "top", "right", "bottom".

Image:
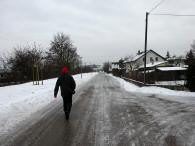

{"left": 54, "top": 67, "right": 76, "bottom": 120}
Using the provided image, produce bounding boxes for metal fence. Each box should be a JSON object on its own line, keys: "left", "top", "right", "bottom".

{"left": 121, "top": 77, "right": 187, "bottom": 91}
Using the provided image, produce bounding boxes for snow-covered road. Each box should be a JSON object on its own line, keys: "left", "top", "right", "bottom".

{"left": 0, "top": 72, "right": 97, "bottom": 142}
{"left": 1, "top": 73, "right": 195, "bottom": 146}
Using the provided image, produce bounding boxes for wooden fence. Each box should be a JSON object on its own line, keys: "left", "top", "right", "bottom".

{"left": 0, "top": 81, "right": 26, "bottom": 87}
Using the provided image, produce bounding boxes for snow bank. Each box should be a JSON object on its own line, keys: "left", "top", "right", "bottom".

{"left": 0, "top": 72, "right": 97, "bottom": 137}
{"left": 110, "top": 75, "right": 195, "bottom": 103}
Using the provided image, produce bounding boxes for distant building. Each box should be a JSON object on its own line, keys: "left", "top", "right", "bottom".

{"left": 86, "top": 64, "right": 102, "bottom": 72}
{"left": 92, "top": 65, "right": 102, "bottom": 72}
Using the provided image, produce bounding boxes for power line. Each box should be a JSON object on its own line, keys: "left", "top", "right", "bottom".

{"left": 149, "top": 0, "right": 165, "bottom": 13}
{"left": 150, "top": 13, "right": 195, "bottom": 17}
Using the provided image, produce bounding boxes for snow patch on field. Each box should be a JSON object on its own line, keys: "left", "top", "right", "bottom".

{"left": 0, "top": 72, "right": 97, "bottom": 137}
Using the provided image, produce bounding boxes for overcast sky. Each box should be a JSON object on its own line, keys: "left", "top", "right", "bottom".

{"left": 0, "top": 0, "right": 195, "bottom": 64}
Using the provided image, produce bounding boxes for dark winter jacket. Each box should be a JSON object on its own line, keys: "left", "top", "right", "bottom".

{"left": 54, "top": 73, "right": 76, "bottom": 101}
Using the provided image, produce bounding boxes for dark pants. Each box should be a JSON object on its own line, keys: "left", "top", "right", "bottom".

{"left": 62, "top": 97, "right": 72, "bottom": 114}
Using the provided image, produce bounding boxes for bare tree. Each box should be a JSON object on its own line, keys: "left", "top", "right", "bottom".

{"left": 166, "top": 51, "right": 171, "bottom": 59}
{"left": 8, "top": 43, "right": 43, "bottom": 81}
{"left": 191, "top": 40, "right": 195, "bottom": 53}
{"left": 46, "top": 33, "right": 80, "bottom": 76}
{"left": 103, "top": 62, "right": 110, "bottom": 73}
{"left": 0, "top": 54, "right": 9, "bottom": 70}
{"left": 123, "top": 55, "right": 136, "bottom": 71}
{"left": 118, "top": 59, "right": 124, "bottom": 69}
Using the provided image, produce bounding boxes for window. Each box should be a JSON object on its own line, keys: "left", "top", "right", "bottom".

{"left": 155, "top": 57, "right": 158, "bottom": 61}
{"left": 150, "top": 57, "right": 153, "bottom": 62}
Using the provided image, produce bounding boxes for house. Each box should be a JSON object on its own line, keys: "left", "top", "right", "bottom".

{"left": 91, "top": 65, "right": 102, "bottom": 72}
{"left": 111, "top": 49, "right": 188, "bottom": 86}
{"left": 111, "top": 62, "right": 120, "bottom": 69}
{"left": 167, "top": 56, "right": 186, "bottom": 67}
{"left": 124, "top": 50, "right": 166, "bottom": 71}
{"left": 111, "top": 62, "right": 122, "bottom": 76}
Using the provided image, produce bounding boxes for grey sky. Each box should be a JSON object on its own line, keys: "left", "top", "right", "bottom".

{"left": 0, "top": 0, "right": 195, "bottom": 64}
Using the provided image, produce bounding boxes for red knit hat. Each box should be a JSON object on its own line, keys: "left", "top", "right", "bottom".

{"left": 61, "top": 67, "right": 69, "bottom": 74}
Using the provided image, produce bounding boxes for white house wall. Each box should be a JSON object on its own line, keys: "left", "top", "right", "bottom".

{"left": 111, "top": 64, "right": 119, "bottom": 69}
{"left": 136, "top": 51, "right": 165, "bottom": 67}
{"left": 125, "top": 51, "right": 165, "bottom": 70}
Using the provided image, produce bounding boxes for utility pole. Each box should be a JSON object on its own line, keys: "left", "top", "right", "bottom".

{"left": 144, "top": 12, "right": 149, "bottom": 84}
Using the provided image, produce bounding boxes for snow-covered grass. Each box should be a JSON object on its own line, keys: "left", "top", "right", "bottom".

{"left": 0, "top": 72, "right": 97, "bottom": 137}
{"left": 110, "top": 74, "right": 195, "bottom": 104}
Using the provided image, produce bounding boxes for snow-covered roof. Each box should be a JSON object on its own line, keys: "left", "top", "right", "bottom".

{"left": 140, "top": 70, "right": 155, "bottom": 73}
{"left": 157, "top": 67, "right": 187, "bottom": 71}
{"left": 126, "top": 50, "right": 165, "bottom": 63}
{"left": 139, "top": 61, "right": 167, "bottom": 68}
{"left": 132, "top": 53, "right": 144, "bottom": 61}
{"left": 124, "top": 51, "right": 146, "bottom": 63}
